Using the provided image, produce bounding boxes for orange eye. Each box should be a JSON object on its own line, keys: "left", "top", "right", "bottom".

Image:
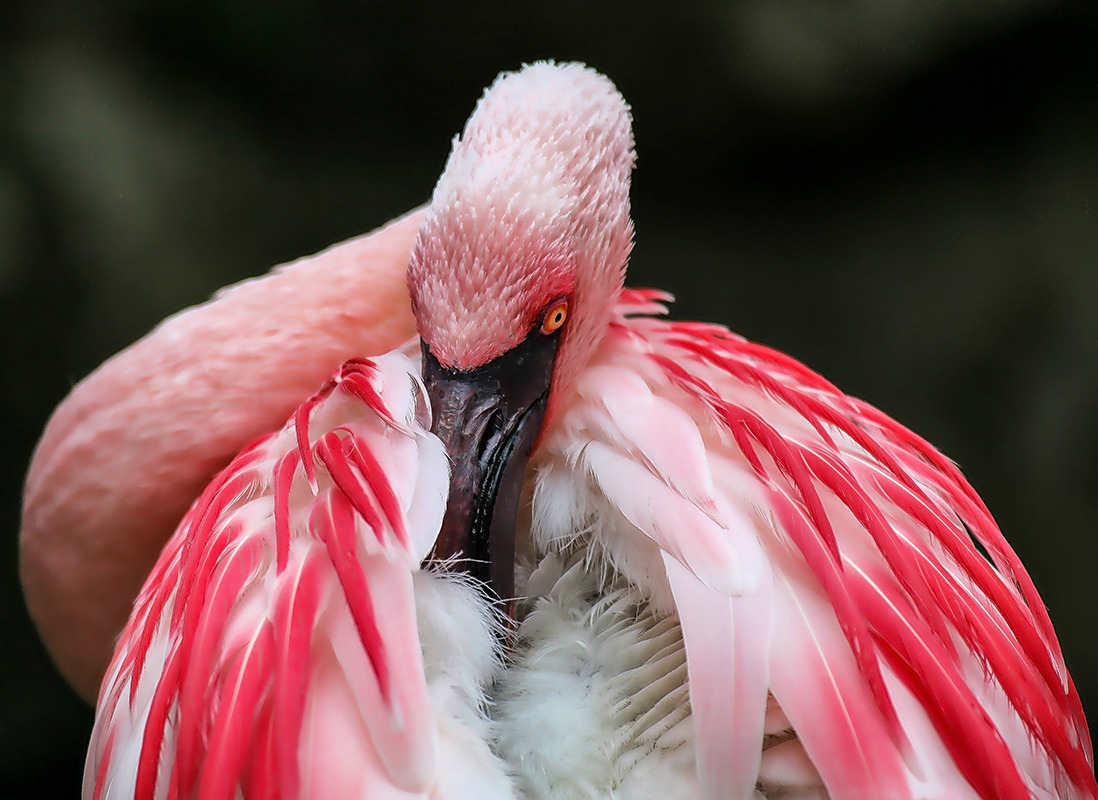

{"left": 540, "top": 299, "right": 569, "bottom": 334}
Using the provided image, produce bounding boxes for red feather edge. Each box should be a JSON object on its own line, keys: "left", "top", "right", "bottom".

{"left": 618, "top": 287, "right": 1095, "bottom": 799}
{"left": 92, "top": 357, "right": 423, "bottom": 800}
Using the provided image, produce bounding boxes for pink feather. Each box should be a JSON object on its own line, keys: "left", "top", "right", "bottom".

{"left": 85, "top": 353, "right": 447, "bottom": 799}
{"left": 664, "top": 554, "right": 772, "bottom": 800}
{"left": 537, "top": 289, "right": 1097, "bottom": 799}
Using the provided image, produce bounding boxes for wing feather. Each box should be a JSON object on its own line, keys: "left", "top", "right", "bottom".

{"left": 663, "top": 553, "right": 771, "bottom": 800}
{"left": 846, "top": 560, "right": 1030, "bottom": 800}
{"left": 198, "top": 618, "right": 276, "bottom": 800}
{"left": 270, "top": 544, "right": 326, "bottom": 799}
{"left": 537, "top": 291, "right": 1095, "bottom": 799}
{"left": 767, "top": 552, "right": 914, "bottom": 800}
{"left": 85, "top": 353, "right": 449, "bottom": 799}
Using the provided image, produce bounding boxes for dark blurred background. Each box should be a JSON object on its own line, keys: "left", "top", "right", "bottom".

{"left": 2, "top": 1, "right": 1095, "bottom": 796}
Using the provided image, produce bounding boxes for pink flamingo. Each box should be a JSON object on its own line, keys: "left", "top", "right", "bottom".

{"left": 24, "top": 62, "right": 1095, "bottom": 798}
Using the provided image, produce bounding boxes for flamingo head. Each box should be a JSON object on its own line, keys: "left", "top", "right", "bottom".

{"left": 406, "top": 62, "right": 634, "bottom": 604}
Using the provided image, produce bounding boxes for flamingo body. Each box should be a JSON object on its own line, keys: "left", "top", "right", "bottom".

{"left": 63, "top": 63, "right": 1096, "bottom": 798}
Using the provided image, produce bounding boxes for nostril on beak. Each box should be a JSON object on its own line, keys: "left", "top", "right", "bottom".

{"left": 478, "top": 409, "right": 504, "bottom": 461}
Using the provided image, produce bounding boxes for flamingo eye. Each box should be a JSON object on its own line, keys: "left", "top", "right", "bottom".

{"left": 540, "top": 299, "right": 569, "bottom": 334}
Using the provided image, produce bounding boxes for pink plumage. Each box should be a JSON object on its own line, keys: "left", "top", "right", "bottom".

{"left": 67, "top": 62, "right": 1095, "bottom": 799}
{"left": 85, "top": 355, "right": 449, "bottom": 799}
{"left": 537, "top": 289, "right": 1094, "bottom": 797}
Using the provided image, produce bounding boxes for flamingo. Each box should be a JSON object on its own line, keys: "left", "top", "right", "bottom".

{"left": 21, "top": 62, "right": 1095, "bottom": 798}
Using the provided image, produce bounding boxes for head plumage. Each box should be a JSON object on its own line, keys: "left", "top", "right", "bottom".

{"left": 407, "top": 61, "right": 635, "bottom": 370}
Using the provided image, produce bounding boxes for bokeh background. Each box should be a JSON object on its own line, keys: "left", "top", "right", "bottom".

{"left": 2, "top": 1, "right": 1096, "bottom": 795}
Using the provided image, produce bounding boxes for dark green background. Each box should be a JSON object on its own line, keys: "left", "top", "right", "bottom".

{"left": 3, "top": 1, "right": 1096, "bottom": 796}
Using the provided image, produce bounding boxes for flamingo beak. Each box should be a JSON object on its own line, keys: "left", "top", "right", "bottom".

{"left": 421, "top": 332, "right": 560, "bottom": 610}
